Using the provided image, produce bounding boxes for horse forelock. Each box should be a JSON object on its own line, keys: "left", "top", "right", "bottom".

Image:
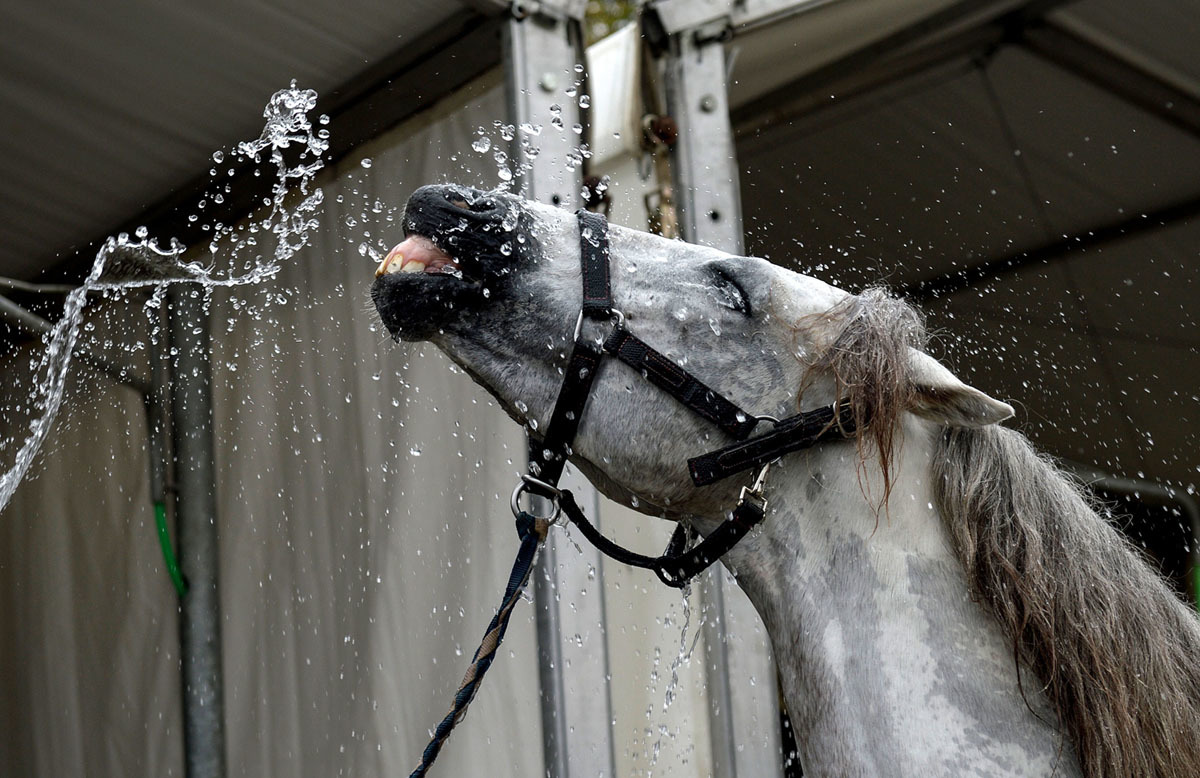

{"left": 935, "top": 425, "right": 1200, "bottom": 777}
{"left": 798, "top": 287, "right": 924, "bottom": 510}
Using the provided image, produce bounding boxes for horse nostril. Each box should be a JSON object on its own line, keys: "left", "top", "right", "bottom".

{"left": 445, "top": 192, "right": 495, "bottom": 213}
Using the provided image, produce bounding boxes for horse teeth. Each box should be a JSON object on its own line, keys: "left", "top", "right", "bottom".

{"left": 376, "top": 247, "right": 406, "bottom": 277}
{"left": 375, "top": 235, "right": 452, "bottom": 278}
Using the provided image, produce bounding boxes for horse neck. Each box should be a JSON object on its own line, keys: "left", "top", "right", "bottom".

{"left": 695, "top": 416, "right": 1077, "bottom": 776}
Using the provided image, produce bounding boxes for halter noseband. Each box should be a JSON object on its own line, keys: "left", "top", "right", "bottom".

{"left": 513, "top": 209, "right": 858, "bottom": 587}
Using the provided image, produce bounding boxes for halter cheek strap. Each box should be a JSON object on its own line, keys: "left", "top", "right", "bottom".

{"left": 519, "top": 209, "right": 860, "bottom": 589}
{"left": 410, "top": 209, "right": 862, "bottom": 774}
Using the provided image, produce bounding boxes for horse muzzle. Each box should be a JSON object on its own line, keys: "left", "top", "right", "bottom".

{"left": 370, "top": 184, "right": 532, "bottom": 341}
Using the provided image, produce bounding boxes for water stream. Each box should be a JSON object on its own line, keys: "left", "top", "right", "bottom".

{"left": 0, "top": 82, "right": 327, "bottom": 512}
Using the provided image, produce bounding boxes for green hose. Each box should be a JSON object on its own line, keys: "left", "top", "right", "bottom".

{"left": 154, "top": 501, "right": 187, "bottom": 597}
{"left": 1194, "top": 565, "right": 1199, "bottom": 614}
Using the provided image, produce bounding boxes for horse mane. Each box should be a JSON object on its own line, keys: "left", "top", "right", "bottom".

{"left": 811, "top": 288, "right": 1200, "bottom": 777}
{"left": 801, "top": 288, "right": 923, "bottom": 508}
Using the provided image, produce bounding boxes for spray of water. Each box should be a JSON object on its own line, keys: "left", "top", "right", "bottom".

{"left": 0, "top": 82, "right": 327, "bottom": 512}
{"left": 645, "top": 581, "right": 704, "bottom": 775}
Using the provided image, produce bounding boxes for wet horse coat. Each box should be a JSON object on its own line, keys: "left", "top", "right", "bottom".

{"left": 372, "top": 184, "right": 1200, "bottom": 777}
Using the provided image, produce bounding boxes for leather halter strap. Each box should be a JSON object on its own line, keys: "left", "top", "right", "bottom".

{"left": 521, "top": 209, "right": 859, "bottom": 588}
{"left": 603, "top": 327, "right": 759, "bottom": 439}
{"left": 688, "top": 400, "right": 858, "bottom": 486}
{"left": 578, "top": 209, "right": 613, "bottom": 317}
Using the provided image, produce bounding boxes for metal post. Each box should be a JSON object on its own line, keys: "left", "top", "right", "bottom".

{"left": 504, "top": 3, "right": 617, "bottom": 776}
{"left": 653, "top": 2, "right": 784, "bottom": 774}
{"left": 167, "top": 285, "right": 227, "bottom": 778}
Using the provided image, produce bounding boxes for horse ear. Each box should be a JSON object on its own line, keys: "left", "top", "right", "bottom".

{"left": 906, "top": 348, "right": 1014, "bottom": 427}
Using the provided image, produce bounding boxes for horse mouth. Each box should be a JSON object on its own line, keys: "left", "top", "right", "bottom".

{"left": 370, "top": 184, "right": 521, "bottom": 341}
{"left": 374, "top": 235, "right": 465, "bottom": 279}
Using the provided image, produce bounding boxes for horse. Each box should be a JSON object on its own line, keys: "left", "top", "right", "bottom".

{"left": 371, "top": 183, "right": 1200, "bottom": 777}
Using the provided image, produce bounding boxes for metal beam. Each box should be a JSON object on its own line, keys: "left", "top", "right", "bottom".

{"left": 731, "top": 0, "right": 1077, "bottom": 131}
{"left": 733, "top": 21, "right": 1004, "bottom": 144}
{"left": 504, "top": 5, "right": 617, "bottom": 777}
{"left": 901, "top": 191, "right": 1200, "bottom": 301}
{"left": 1020, "top": 15, "right": 1200, "bottom": 140}
{"left": 655, "top": 8, "right": 783, "bottom": 774}
{"left": 167, "top": 286, "right": 226, "bottom": 778}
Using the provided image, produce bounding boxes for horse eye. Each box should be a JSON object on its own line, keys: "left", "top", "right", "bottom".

{"left": 709, "top": 267, "right": 751, "bottom": 315}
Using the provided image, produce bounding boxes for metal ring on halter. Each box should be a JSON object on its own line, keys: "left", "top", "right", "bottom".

{"left": 754, "top": 413, "right": 781, "bottom": 425}
{"left": 574, "top": 308, "right": 626, "bottom": 342}
{"left": 510, "top": 474, "right": 563, "bottom": 523}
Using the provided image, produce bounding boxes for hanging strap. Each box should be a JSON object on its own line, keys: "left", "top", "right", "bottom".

{"left": 558, "top": 487, "right": 766, "bottom": 589}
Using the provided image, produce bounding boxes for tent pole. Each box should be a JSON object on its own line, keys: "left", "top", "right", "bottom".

{"left": 504, "top": 3, "right": 617, "bottom": 777}
{"left": 167, "top": 285, "right": 227, "bottom": 778}
{"left": 650, "top": 0, "right": 785, "bottom": 773}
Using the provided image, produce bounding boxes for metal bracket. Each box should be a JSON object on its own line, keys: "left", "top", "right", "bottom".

{"left": 510, "top": 0, "right": 587, "bottom": 23}
{"left": 648, "top": 0, "right": 734, "bottom": 36}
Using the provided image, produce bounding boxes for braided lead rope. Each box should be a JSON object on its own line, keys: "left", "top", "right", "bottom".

{"left": 409, "top": 513, "right": 549, "bottom": 778}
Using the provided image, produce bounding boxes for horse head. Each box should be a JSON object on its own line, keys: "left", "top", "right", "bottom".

{"left": 372, "top": 183, "right": 1200, "bottom": 776}
{"left": 371, "top": 183, "right": 1011, "bottom": 518}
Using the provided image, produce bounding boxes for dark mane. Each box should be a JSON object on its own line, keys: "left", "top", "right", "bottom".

{"left": 936, "top": 425, "right": 1200, "bottom": 777}
{"left": 815, "top": 288, "right": 1200, "bottom": 777}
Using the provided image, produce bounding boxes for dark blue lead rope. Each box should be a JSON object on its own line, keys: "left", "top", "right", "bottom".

{"left": 409, "top": 512, "right": 548, "bottom": 778}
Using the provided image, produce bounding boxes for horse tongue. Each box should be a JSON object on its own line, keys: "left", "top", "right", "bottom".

{"left": 375, "top": 235, "right": 452, "bottom": 276}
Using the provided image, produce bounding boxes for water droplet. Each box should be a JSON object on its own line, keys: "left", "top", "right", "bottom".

{"left": 472, "top": 136, "right": 491, "bottom": 153}
{"left": 360, "top": 158, "right": 373, "bottom": 169}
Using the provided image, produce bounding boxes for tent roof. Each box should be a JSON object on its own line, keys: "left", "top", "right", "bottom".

{"left": 0, "top": 1, "right": 494, "bottom": 280}
{"left": 729, "top": 0, "right": 1200, "bottom": 489}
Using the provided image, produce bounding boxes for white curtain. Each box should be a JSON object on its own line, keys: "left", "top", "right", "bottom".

{"left": 1, "top": 75, "right": 545, "bottom": 777}
{"left": 0, "top": 71, "right": 728, "bottom": 777}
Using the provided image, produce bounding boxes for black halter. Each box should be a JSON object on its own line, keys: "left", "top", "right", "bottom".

{"left": 513, "top": 209, "right": 858, "bottom": 587}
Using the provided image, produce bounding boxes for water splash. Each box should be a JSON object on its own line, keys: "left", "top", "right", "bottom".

{"left": 645, "top": 581, "right": 701, "bottom": 774}
{"left": 0, "top": 82, "right": 327, "bottom": 512}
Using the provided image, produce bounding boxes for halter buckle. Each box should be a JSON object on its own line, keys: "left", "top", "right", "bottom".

{"left": 511, "top": 474, "right": 563, "bottom": 524}
{"left": 574, "top": 308, "right": 625, "bottom": 343}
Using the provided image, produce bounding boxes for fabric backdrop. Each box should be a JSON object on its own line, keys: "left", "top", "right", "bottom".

{"left": 0, "top": 72, "right": 740, "bottom": 776}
